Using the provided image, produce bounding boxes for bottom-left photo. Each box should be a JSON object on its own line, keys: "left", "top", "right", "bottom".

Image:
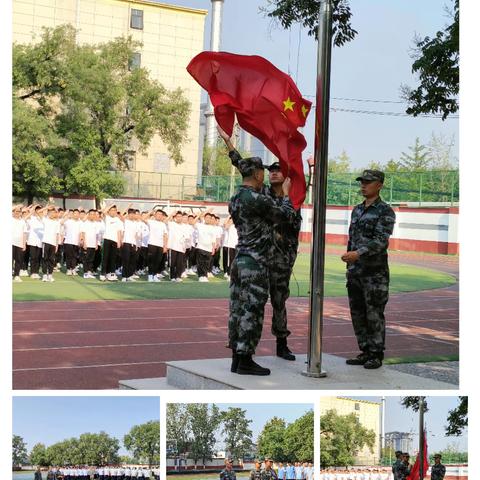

{"left": 12, "top": 396, "right": 160, "bottom": 480}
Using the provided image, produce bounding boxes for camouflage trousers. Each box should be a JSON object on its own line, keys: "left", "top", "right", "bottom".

{"left": 346, "top": 271, "right": 390, "bottom": 359}
{"left": 228, "top": 254, "right": 269, "bottom": 355}
{"left": 268, "top": 250, "right": 297, "bottom": 339}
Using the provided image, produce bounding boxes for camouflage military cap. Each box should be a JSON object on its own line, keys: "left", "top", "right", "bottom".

{"left": 355, "top": 169, "right": 385, "bottom": 183}
{"left": 237, "top": 156, "right": 266, "bottom": 177}
{"left": 267, "top": 161, "right": 281, "bottom": 171}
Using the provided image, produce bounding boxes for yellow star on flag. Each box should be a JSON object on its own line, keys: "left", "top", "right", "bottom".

{"left": 301, "top": 104, "right": 309, "bottom": 117}
{"left": 283, "top": 97, "right": 295, "bottom": 112}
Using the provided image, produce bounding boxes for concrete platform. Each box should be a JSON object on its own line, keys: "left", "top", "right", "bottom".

{"left": 118, "top": 354, "right": 457, "bottom": 390}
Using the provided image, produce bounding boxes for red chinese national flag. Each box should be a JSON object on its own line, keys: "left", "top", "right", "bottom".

{"left": 407, "top": 435, "right": 429, "bottom": 480}
{"left": 187, "top": 51, "right": 312, "bottom": 209}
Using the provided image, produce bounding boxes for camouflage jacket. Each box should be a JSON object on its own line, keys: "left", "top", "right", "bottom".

{"left": 261, "top": 469, "right": 278, "bottom": 480}
{"left": 220, "top": 469, "right": 237, "bottom": 480}
{"left": 396, "top": 462, "right": 411, "bottom": 480}
{"left": 392, "top": 459, "right": 402, "bottom": 479}
{"left": 347, "top": 196, "right": 396, "bottom": 276}
{"left": 430, "top": 464, "right": 446, "bottom": 480}
{"left": 250, "top": 470, "right": 262, "bottom": 480}
{"left": 229, "top": 186, "right": 296, "bottom": 265}
{"left": 229, "top": 149, "right": 302, "bottom": 258}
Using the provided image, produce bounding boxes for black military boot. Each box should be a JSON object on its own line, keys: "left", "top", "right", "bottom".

{"left": 345, "top": 352, "right": 370, "bottom": 365}
{"left": 236, "top": 354, "right": 271, "bottom": 376}
{"left": 364, "top": 354, "right": 383, "bottom": 369}
{"left": 276, "top": 337, "right": 296, "bottom": 361}
{"left": 230, "top": 350, "right": 239, "bottom": 373}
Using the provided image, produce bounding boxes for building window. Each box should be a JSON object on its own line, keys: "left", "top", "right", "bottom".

{"left": 130, "top": 9, "right": 144, "bottom": 29}
{"left": 355, "top": 403, "right": 360, "bottom": 411}
{"left": 129, "top": 52, "right": 141, "bottom": 70}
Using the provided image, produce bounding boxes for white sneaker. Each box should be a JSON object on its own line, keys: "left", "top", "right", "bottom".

{"left": 156, "top": 273, "right": 165, "bottom": 279}
{"left": 83, "top": 273, "right": 90, "bottom": 279}
{"left": 198, "top": 276, "right": 209, "bottom": 283}
{"left": 20, "top": 270, "right": 28, "bottom": 277}
{"left": 13, "top": 276, "right": 22, "bottom": 282}
{"left": 71, "top": 270, "right": 78, "bottom": 276}
{"left": 56, "top": 263, "right": 61, "bottom": 269}
{"left": 99, "top": 275, "right": 106, "bottom": 281}
{"left": 121, "top": 277, "right": 127, "bottom": 282}
{"left": 115, "top": 268, "right": 122, "bottom": 276}
{"left": 161, "top": 270, "right": 169, "bottom": 276}
{"left": 224, "top": 274, "right": 230, "bottom": 280}
{"left": 148, "top": 275, "right": 154, "bottom": 282}
{"left": 181, "top": 272, "right": 187, "bottom": 279}
{"left": 176, "top": 278, "right": 183, "bottom": 283}
{"left": 207, "top": 272, "right": 213, "bottom": 278}
{"left": 131, "top": 274, "right": 140, "bottom": 279}
{"left": 42, "top": 275, "right": 48, "bottom": 282}
{"left": 48, "top": 275, "right": 55, "bottom": 282}
{"left": 192, "top": 266, "right": 197, "bottom": 273}
{"left": 171, "top": 278, "right": 177, "bottom": 282}
{"left": 66, "top": 269, "right": 73, "bottom": 276}
{"left": 127, "top": 276, "right": 137, "bottom": 282}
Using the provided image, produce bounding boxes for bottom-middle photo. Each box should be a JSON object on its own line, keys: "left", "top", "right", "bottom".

{"left": 166, "top": 403, "right": 314, "bottom": 480}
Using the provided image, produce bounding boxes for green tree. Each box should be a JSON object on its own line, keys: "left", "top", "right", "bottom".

{"left": 220, "top": 407, "right": 254, "bottom": 462}
{"left": 401, "top": 396, "right": 468, "bottom": 437}
{"left": 402, "top": 0, "right": 459, "bottom": 119}
{"left": 257, "top": 417, "right": 287, "bottom": 461}
{"left": 30, "top": 443, "right": 50, "bottom": 467}
{"left": 167, "top": 404, "right": 191, "bottom": 459}
{"left": 12, "top": 435, "right": 28, "bottom": 468}
{"left": 13, "top": 25, "right": 191, "bottom": 205}
{"left": 320, "top": 410, "right": 375, "bottom": 467}
{"left": 284, "top": 410, "right": 314, "bottom": 462}
{"left": 124, "top": 421, "right": 160, "bottom": 467}
{"left": 399, "top": 137, "right": 431, "bottom": 171}
{"left": 186, "top": 404, "right": 222, "bottom": 466}
{"left": 328, "top": 150, "right": 351, "bottom": 173}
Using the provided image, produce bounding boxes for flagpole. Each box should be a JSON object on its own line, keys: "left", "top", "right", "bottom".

{"left": 419, "top": 396, "right": 425, "bottom": 480}
{"left": 302, "top": 0, "right": 332, "bottom": 377}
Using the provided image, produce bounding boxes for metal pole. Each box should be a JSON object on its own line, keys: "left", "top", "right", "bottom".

{"left": 302, "top": 0, "right": 333, "bottom": 378}
{"left": 419, "top": 397, "right": 425, "bottom": 480}
{"left": 381, "top": 396, "right": 386, "bottom": 457}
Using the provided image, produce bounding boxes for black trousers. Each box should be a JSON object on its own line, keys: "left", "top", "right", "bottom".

{"left": 138, "top": 245, "right": 148, "bottom": 270}
{"left": 12, "top": 245, "right": 24, "bottom": 276}
{"left": 101, "top": 239, "right": 118, "bottom": 275}
{"left": 94, "top": 246, "right": 102, "bottom": 271}
{"left": 213, "top": 248, "right": 221, "bottom": 268}
{"left": 55, "top": 243, "right": 64, "bottom": 265}
{"left": 222, "top": 247, "right": 236, "bottom": 274}
{"left": 64, "top": 243, "right": 78, "bottom": 270}
{"left": 121, "top": 243, "right": 137, "bottom": 278}
{"left": 188, "top": 246, "right": 197, "bottom": 268}
{"left": 170, "top": 250, "right": 184, "bottom": 279}
{"left": 184, "top": 248, "right": 190, "bottom": 270}
{"left": 148, "top": 244, "right": 164, "bottom": 275}
{"left": 84, "top": 247, "right": 96, "bottom": 273}
{"left": 196, "top": 249, "right": 212, "bottom": 278}
{"left": 42, "top": 243, "right": 56, "bottom": 275}
{"left": 28, "top": 245, "right": 42, "bottom": 274}
{"left": 23, "top": 247, "right": 30, "bottom": 271}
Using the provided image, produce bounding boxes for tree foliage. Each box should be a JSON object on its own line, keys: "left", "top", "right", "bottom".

{"left": 30, "top": 443, "right": 50, "bottom": 467}
{"left": 402, "top": 0, "right": 459, "bottom": 119}
{"left": 166, "top": 404, "right": 191, "bottom": 458}
{"left": 320, "top": 409, "right": 375, "bottom": 467}
{"left": 123, "top": 421, "right": 160, "bottom": 467}
{"left": 257, "top": 417, "right": 288, "bottom": 461}
{"left": 284, "top": 411, "right": 314, "bottom": 462}
{"left": 12, "top": 435, "right": 28, "bottom": 467}
{"left": 399, "top": 137, "right": 431, "bottom": 171}
{"left": 220, "top": 408, "right": 254, "bottom": 462}
{"left": 261, "top": 0, "right": 357, "bottom": 46}
{"left": 13, "top": 25, "right": 190, "bottom": 204}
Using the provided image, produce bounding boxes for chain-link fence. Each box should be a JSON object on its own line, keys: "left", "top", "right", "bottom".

{"left": 120, "top": 170, "right": 459, "bottom": 206}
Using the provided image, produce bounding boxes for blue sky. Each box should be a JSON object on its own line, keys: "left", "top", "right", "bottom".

{"left": 165, "top": 0, "right": 459, "bottom": 168}
{"left": 12, "top": 397, "right": 160, "bottom": 454}
{"left": 343, "top": 396, "right": 468, "bottom": 453}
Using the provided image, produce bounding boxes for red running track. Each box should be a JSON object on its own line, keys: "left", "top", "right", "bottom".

{"left": 13, "top": 284, "right": 458, "bottom": 389}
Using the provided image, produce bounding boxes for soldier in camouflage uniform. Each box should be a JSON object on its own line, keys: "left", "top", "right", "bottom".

{"left": 228, "top": 154, "right": 296, "bottom": 375}
{"left": 431, "top": 454, "right": 446, "bottom": 480}
{"left": 250, "top": 461, "right": 263, "bottom": 480}
{"left": 220, "top": 459, "right": 237, "bottom": 480}
{"left": 219, "top": 124, "right": 301, "bottom": 362}
{"left": 262, "top": 459, "right": 278, "bottom": 480}
{"left": 341, "top": 170, "right": 396, "bottom": 369}
{"left": 392, "top": 451, "right": 403, "bottom": 480}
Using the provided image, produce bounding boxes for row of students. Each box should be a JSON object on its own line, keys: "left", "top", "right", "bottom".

{"left": 40, "top": 466, "right": 160, "bottom": 480}
{"left": 12, "top": 203, "right": 238, "bottom": 283}
{"left": 319, "top": 469, "right": 394, "bottom": 480}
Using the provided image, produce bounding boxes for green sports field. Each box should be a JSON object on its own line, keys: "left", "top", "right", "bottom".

{"left": 12, "top": 253, "right": 456, "bottom": 302}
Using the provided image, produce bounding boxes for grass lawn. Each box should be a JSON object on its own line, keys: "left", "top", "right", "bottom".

{"left": 12, "top": 253, "right": 456, "bottom": 302}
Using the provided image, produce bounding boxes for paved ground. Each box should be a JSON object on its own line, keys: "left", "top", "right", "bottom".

{"left": 13, "top": 248, "right": 458, "bottom": 389}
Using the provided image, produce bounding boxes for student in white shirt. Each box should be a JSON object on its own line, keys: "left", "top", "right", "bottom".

{"left": 100, "top": 205, "right": 124, "bottom": 281}
{"left": 12, "top": 206, "right": 29, "bottom": 281}
{"left": 27, "top": 205, "right": 45, "bottom": 278}
{"left": 80, "top": 209, "right": 100, "bottom": 278}
{"left": 147, "top": 209, "right": 168, "bottom": 282}
{"left": 93, "top": 211, "right": 104, "bottom": 273}
{"left": 137, "top": 211, "right": 150, "bottom": 274}
{"left": 222, "top": 216, "right": 238, "bottom": 278}
{"left": 181, "top": 212, "right": 194, "bottom": 277}
{"left": 63, "top": 209, "right": 82, "bottom": 275}
{"left": 211, "top": 215, "right": 223, "bottom": 274}
{"left": 121, "top": 208, "right": 140, "bottom": 281}
{"left": 194, "top": 212, "right": 217, "bottom": 282}
{"left": 42, "top": 207, "right": 61, "bottom": 282}
{"left": 167, "top": 211, "right": 188, "bottom": 282}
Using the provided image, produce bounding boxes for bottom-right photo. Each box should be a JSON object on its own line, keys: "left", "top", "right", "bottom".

{"left": 319, "top": 396, "right": 468, "bottom": 480}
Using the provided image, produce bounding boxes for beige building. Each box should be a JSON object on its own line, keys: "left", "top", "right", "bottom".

{"left": 320, "top": 397, "right": 381, "bottom": 466}
{"left": 13, "top": 0, "right": 207, "bottom": 197}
